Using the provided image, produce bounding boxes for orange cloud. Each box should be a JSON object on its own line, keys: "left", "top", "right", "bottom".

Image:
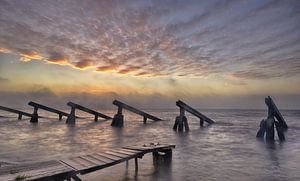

{"left": 46, "top": 52, "right": 69, "bottom": 65}
{"left": 74, "top": 59, "right": 95, "bottom": 70}
{"left": 0, "top": 47, "right": 10, "bottom": 54}
{"left": 96, "top": 65, "right": 118, "bottom": 72}
{"left": 17, "top": 49, "right": 43, "bottom": 62}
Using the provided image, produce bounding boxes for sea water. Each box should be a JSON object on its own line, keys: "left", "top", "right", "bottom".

{"left": 0, "top": 109, "right": 299, "bottom": 181}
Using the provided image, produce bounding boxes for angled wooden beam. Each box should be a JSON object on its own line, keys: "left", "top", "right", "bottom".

{"left": 113, "top": 100, "right": 162, "bottom": 121}
{"left": 0, "top": 105, "right": 33, "bottom": 120}
{"left": 176, "top": 100, "right": 215, "bottom": 124}
{"left": 28, "top": 101, "right": 69, "bottom": 121}
{"left": 265, "top": 96, "right": 288, "bottom": 129}
{"left": 111, "top": 100, "right": 162, "bottom": 127}
{"left": 66, "top": 102, "right": 111, "bottom": 124}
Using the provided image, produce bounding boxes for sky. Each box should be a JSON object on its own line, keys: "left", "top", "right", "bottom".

{"left": 0, "top": 0, "right": 299, "bottom": 109}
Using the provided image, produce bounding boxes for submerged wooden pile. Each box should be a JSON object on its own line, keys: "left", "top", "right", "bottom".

{"left": 0, "top": 143, "right": 175, "bottom": 181}
{"left": 256, "top": 96, "right": 288, "bottom": 141}
{"left": 173, "top": 100, "right": 215, "bottom": 132}
{"left": 0, "top": 100, "right": 163, "bottom": 127}
{"left": 111, "top": 99, "right": 163, "bottom": 127}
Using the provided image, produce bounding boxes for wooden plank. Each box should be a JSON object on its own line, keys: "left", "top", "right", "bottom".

{"left": 111, "top": 149, "right": 143, "bottom": 156}
{"left": 61, "top": 158, "right": 91, "bottom": 171}
{"left": 104, "top": 151, "right": 129, "bottom": 159}
{"left": 28, "top": 101, "right": 69, "bottom": 117}
{"left": 112, "top": 100, "right": 162, "bottom": 121}
{"left": 78, "top": 156, "right": 105, "bottom": 166}
{"left": 268, "top": 96, "right": 288, "bottom": 129}
{"left": 67, "top": 102, "right": 112, "bottom": 120}
{"left": 94, "top": 153, "right": 120, "bottom": 161}
{"left": 122, "top": 146, "right": 150, "bottom": 151}
{"left": 118, "top": 148, "right": 143, "bottom": 154}
{"left": 85, "top": 155, "right": 111, "bottom": 164}
{"left": 176, "top": 100, "right": 215, "bottom": 124}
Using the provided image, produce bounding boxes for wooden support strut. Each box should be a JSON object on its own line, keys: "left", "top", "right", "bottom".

{"left": 266, "top": 96, "right": 288, "bottom": 129}
{"left": 28, "top": 101, "right": 70, "bottom": 123}
{"left": 0, "top": 105, "right": 33, "bottom": 120}
{"left": 176, "top": 100, "right": 215, "bottom": 124}
{"left": 111, "top": 100, "right": 162, "bottom": 127}
{"left": 66, "top": 102, "right": 112, "bottom": 124}
{"left": 174, "top": 100, "right": 214, "bottom": 132}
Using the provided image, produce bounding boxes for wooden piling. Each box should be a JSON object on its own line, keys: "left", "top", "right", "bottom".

{"left": 66, "top": 106, "right": 76, "bottom": 124}
{"left": 174, "top": 100, "right": 214, "bottom": 132}
{"left": 111, "top": 100, "right": 162, "bottom": 127}
{"left": 66, "top": 102, "right": 111, "bottom": 124}
{"left": 0, "top": 105, "right": 33, "bottom": 120}
{"left": 257, "top": 96, "right": 288, "bottom": 141}
{"left": 135, "top": 158, "right": 138, "bottom": 171}
{"left": 256, "top": 119, "right": 266, "bottom": 138}
{"left": 28, "top": 101, "right": 70, "bottom": 123}
{"left": 30, "top": 106, "right": 39, "bottom": 123}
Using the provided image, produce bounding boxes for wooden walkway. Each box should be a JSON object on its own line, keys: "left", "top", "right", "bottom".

{"left": 0, "top": 143, "right": 175, "bottom": 181}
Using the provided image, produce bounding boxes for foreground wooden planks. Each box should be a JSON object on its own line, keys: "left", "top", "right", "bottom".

{"left": 0, "top": 160, "right": 76, "bottom": 181}
{"left": 0, "top": 143, "right": 175, "bottom": 180}
{"left": 60, "top": 148, "right": 145, "bottom": 174}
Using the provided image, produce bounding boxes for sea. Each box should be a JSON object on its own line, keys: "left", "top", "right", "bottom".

{"left": 0, "top": 109, "right": 299, "bottom": 181}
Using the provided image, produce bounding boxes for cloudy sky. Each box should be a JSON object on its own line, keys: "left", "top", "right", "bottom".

{"left": 0, "top": 0, "right": 299, "bottom": 109}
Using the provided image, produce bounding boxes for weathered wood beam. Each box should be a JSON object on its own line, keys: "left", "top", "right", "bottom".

{"left": 265, "top": 96, "right": 288, "bottom": 129}
{"left": 176, "top": 100, "right": 215, "bottom": 124}
{"left": 28, "top": 101, "right": 69, "bottom": 120}
{"left": 67, "top": 102, "right": 112, "bottom": 120}
{"left": 66, "top": 102, "right": 111, "bottom": 124}
{"left": 0, "top": 105, "right": 33, "bottom": 120}
{"left": 112, "top": 100, "right": 162, "bottom": 121}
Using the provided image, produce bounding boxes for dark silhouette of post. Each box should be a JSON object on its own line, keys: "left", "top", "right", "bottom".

{"left": 174, "top": 100, "right": 215, "bottom": 132}
{"left": 111, "top": 100, "right": 162, "bottom": 127}
{"left": 28, "top": 101, "right": 70, "bottom": 123}
{"left": 66, "top": 102, "right": 112, "bottom": 124}
{"left": 256, "top": 96, "right": 287, "bottom": 141}
{"left": 0, "top": 105, "right": 34, "bottom": 120}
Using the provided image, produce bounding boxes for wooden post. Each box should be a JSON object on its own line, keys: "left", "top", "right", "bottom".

{"left": 30, "top": 106, "right": 38, "bottom": 123}
{"left": 59, "top": 114, "right": 63, "bottom": 120}
{"left": 200, "top": 118, "right": 204, "bottom": 127}
{"left": 173, "top": 107, "right": 189, "bottom": 132}
{"left": 94, "top": 115, "right": 98, "bottom": 122}
{"left": 143, "top": 116, "right": 147, "bottom": 124}
{"left": 18, "top": 113, "right": 22, "bottom": 120}
{"left": 265, "top": 117, "right": 275, "bottom": 141}
{"left": 135, "top": 157, "right": 138, "bottom": 171}
{"left": 274, "top": 121, "right": 285, "bottom": 141}
{"left": 256, "top": 119, "right": 266, "bottom": 138}
{"left": 111, "top": 106, "right": 124, "bottom": 127}
{"left": 66, "top": 107, "right": 76, "bottom": 124}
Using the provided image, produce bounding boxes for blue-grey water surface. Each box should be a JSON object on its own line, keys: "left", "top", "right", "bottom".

{"left": 0, "top": 109, "right": 299, "bottom": 181}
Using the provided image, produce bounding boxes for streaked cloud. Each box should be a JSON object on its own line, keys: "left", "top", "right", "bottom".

{"left": 0, "top": 0, "right": 299, "bottom": 79}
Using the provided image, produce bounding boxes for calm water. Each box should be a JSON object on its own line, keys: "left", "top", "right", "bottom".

{"left": 0, "top": 109, "right": 299, "bottom": 181}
